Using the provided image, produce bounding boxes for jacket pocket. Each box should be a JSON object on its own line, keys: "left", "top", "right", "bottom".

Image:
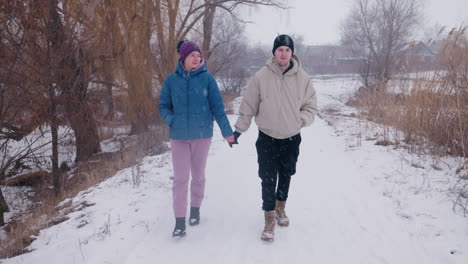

{"left": 171, "top": 115, "right": 186, "bottom": 129}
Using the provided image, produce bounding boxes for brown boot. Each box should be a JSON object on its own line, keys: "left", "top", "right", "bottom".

{"left": 275, "top": 200, "right": 289, "bottom": 227}
{"left": 261, "top": 210, "right": 275, "bottom": 242}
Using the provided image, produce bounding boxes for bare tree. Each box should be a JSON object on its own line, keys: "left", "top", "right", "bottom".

{"left": 47, "top": 0, "right": 102, "bottom": 163}
{"left": 209, "top": 14, "right": 246, "bottom": 74}
{"left": 340, "top": 0, "right": 422, "bottom": 89}
{"left": 110, "top": 0, "right": 159, "bottom": 134}
{"left": 0, "top": 0, "right": 63, "bottom": 196}
{"left": 153, "top": 0, "right": 285, "bottom": 86}
{"left": 93, "top": 0, "right": 121, "bottom": 120}
{"left": 0, "top": 0, "right": 104, "bottom": 198}
{"left": 0, "top": 78, "right": 54, "bottom": 219}
{"left": 209, "top": 14, "right": 248, "bottom": 95}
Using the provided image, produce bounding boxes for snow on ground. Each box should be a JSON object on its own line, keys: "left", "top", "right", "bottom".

{"left": 314, "top": 76, "right": 468, "bottom": 261}
{"left": 0, "top": 123, "right": 135, "bottom": 228}
{"left": 0, "top": 126, "right": 75, "bottom": 174}
{"left": 0, "top": 186, "right": 34, "bottom": 240}
{"left": 1, "top": 75, "right": 467, "bottom": 264}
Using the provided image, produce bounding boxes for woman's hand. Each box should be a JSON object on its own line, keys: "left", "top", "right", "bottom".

{"left": 225, "top": 131, "right": 241, "bottom": 148}
{"left": 225, "top": 135, "right": 237, "bottom": 148}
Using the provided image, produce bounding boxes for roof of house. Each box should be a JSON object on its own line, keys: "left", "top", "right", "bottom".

{"left": 399, "top": 41, "right": 435, "bottom": 56}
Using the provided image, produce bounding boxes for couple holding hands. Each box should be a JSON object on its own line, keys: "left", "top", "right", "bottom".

{"left": 158, "top": 34, "right": 317, "bottom": 242}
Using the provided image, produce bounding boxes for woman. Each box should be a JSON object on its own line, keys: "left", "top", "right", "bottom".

{"left": 159, "top": 41, "right": 235, "bottom": 237}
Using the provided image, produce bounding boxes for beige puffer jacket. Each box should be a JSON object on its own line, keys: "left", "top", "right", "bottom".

{"left": 234, "top": 55, "right": 318, "bottom": 139}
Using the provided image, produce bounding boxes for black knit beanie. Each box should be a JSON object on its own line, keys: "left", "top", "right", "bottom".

{"left": 272, "top": 34, "right": 294, "bottom": 55}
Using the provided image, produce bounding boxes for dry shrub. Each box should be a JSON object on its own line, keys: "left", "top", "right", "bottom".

{"left": 222, "top": 92, "right": 239, "bottom": 115}
{"left": 349, "top": 26, "right": 468, "bottom": 215}
{"left": 400, "top": 26, "right": 467, "bottom": 157}
{"left": 1, "top": 171, "right": 51, "bottom": 187}
{"left": 354, "top": 26, "right": 467, "bottom": 158}
{"left": 348, "top": 84, "right": 403, "bottom": 145}
{"left": 97, "top": 119, "right": 130, "bottom": 141}
{"left": 0, "top": 191, "right": 66, "bottom": 257}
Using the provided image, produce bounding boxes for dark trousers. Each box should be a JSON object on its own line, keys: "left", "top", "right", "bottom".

{"left": 255, "top": 130, "right": 301, "bottom": 211}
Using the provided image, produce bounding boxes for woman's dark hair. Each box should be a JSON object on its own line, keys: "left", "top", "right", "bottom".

{"left": 176, "top": 40, "right": 186, "bottom": 54}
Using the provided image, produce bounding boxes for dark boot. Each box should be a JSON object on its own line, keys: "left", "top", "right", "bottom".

{"left": 261, "top": 210, "right": 275, "bottom": 242}
{"left": 189, "top": 207, "right": 200, "bottom": 226}
{"left": 172, "top": 217, "right": 186, "bottom": 237}
{"left": 275, "top": 200, "right": 289, "bottom": 227}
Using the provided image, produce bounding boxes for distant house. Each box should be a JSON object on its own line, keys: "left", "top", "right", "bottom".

{"left": 299, "top": 41, "right": 436, "bottom": 75}
{"left": 397, "top": 41, "right": 436, "bottom": 71}
{"left": 300, "top": 45, "right": 363, "bottom": 74}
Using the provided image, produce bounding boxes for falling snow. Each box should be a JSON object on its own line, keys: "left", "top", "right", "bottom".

{"left": 1, "top": 75, "right": 466, "bottom": 264}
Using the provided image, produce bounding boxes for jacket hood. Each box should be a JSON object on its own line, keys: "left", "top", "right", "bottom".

{"left": 266, "top": 55, "right": 302, "bottom": 76}
{"left": 175, "top": 60, "right": 207, "bottom": 79}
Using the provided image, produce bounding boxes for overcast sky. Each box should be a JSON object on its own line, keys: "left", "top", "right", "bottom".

{"left": 242, "top": 0, "right": 468, "bottom": 46}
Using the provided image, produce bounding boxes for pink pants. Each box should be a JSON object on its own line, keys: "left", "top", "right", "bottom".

{"left": 170, "top": 138, "right": 212, "bottom": 218}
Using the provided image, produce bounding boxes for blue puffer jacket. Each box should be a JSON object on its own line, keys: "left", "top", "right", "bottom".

{"left": 158, "top": 61, "right": 233, "bottom": 140}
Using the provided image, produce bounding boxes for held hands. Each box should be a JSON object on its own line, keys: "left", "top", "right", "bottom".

{"left": 225, "top": 131, "right": 241, "bottom": 148}
{"left": 225, "top": 135, "right": 236, "bottom": 148}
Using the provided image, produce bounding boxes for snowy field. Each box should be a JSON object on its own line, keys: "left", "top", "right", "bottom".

{"left": 1, "top": 75, "right": 467, "bottom": 264}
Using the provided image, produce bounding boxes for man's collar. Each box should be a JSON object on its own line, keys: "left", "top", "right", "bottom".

{"left": 283, "top": 60, "right": 294, "bottom": 75}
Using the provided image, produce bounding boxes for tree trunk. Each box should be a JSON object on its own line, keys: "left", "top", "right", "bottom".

{"left": 48, "top": 0, "right": 101, "bottom": 162}
{"left": 63, "top": 61, "right": 101, "bottom": 162}
{"left": 69, "top": 113, "right": 101, "bottom": 162}
{"left": 102, "top": 57, "right": 115, "bottom": 120}
{"left": 50, "top": 87, "right": 61, "bottom": 196}
{"left": 126, "top": 0, "right": 155, "bottom": 134}
{"left": 154, "top": 0, "right": 178, "bottom": 86}
{"left": 102, "top": 0, "right": 117, "bottom": 120}
{"left": 51, "top": 124, "right": 61, "bottom": 196}
{"left": 202, "top": 0, "right": 216, "bottom": 62}
{"left": 0, "top": 188, "right": 8, "bottom": 226}
{"left": 128, "top": 75, "right": 151, "bottom": 135}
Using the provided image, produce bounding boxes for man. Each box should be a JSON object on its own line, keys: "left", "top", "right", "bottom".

{"left": 233, "top": 34, "right": 318, "bottom": 242}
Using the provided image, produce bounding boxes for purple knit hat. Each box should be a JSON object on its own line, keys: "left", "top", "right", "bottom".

{"left": 179, "top": 41, "right": 202, "bottom": 62}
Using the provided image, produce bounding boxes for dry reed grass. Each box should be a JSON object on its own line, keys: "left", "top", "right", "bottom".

{"left": 347, "top": 26, "right": 468, "bottom": 214}
{"left": 351, "top": 26, "right": 467, "bottom": 158}
{"left": 222, "top": 92, "right": 239, "bottom": 115}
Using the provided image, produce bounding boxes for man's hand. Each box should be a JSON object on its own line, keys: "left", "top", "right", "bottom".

{"left": 226, "top": 131, "right": 241, "bottom": 148}
{"left": 233, "top": 131, "right": 241, "bottom": 143}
